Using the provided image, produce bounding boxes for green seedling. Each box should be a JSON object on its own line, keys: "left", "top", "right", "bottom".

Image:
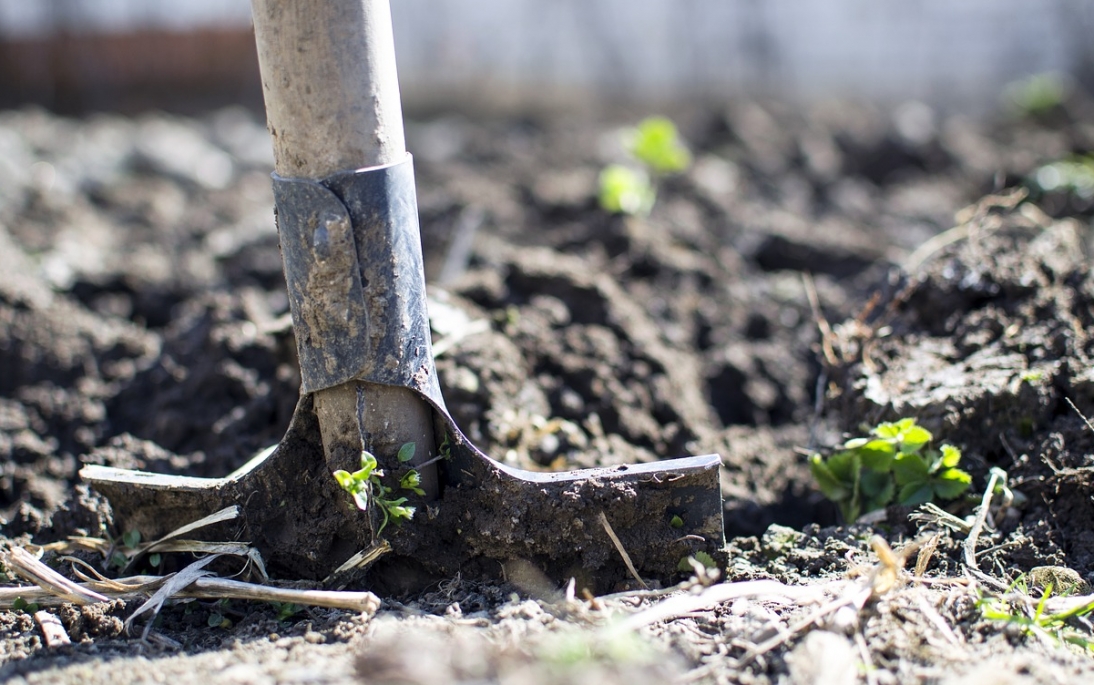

{"left": 676, "top": 551, "right": 717, "bottom": 573}
{"left": 12, "top": 597, "right": 39, "bottom": 614}
{"left": 810, "top": 418, "right": 972, "bottom": 522}
{"left": 1019, "top": 369, "right": 1046, "bottom": 384}
{"left": 599, "top": 165, "right": 655, "bottom": 216}
{"left": 333, "top": 443, "right": 421, "bottom": 535}
{"left": 1028, "top": 155, "right": 1094, "bottom": 202}
{"left": 626, "top": 116, "right": 692, "bottom": 175}
{"left": 110, "top": 529, "right": 142, "bottom": 569}
{"left": 599, "top": 116, "right": 691, "bottom": 216}
{"left": 207, "top": 598, "right": 233, "bottom": 629}
{"left": 980, "top": 579, "right": 1094, "bottom": 652}
{"left": 1005, "top": 72, "right": 1070, "bottom": 118}
{"left": 270, "top": 601, "right": 302, "bottom": 622}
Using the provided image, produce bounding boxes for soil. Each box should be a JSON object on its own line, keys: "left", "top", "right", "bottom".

{"left": 1, "top": 94, "right": 1094, "bottom": 683}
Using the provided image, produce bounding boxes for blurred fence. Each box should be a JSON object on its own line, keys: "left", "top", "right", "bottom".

{"left": 1, "top": 0, "right": 1091, "bottom": 112}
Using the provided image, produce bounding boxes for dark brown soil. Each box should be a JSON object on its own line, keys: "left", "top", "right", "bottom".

{"left": 2, "top": 94, "right": 1094, "bottom": 683}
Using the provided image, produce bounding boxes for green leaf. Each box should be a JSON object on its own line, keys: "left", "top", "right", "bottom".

{"left": 860, "top": 469, "right": 895, "bottom": 503}
{"left": 350, "top": 491, "right": 370, "bottom": 512}
{"left": 873, "top": 421, "right": 902, "bottom": 439}
{"left": 826, "top": 450, "right": 859, "bottom": 482}
{"left": 858, "top": 440, "right": 897, "bottom": 471}
{"left": 933, "top": 469, "right": 973, "bottom": 499}
{"left": 670, "top": 515, "right": 684, "bottom": 529}
{"left": 693, "top": 551, "right": 717, "bottom": 569}
{"left": 149, "top": 553, "right": 162, "bottom": 567}
{"left": 122, "top": 529, "right": 141, "bottom": 549}
{"left": 899, "top": 425, "right": 932, "bottom": 453}
{"left": 358, "top": 451, "right": 379, "bottom": 477}
{"left": 810, "top": 454, "right": 850, "bottom": 501}
{"left": 626, "top": 117, "right": 692, "bottom": 174}
{"left": 397, "top": 442, "right": 417, "bottom": 463}
{"left": 898, "top": 482, "right": 935, "bottom": 506}
{"left": 333, "top": 470, "right": 356, "bottom": 492}
{"left": 893, "top": 453, "right": 930, "bottom": 485}
{"left": 599, "top": 165, "right": 655, "bottom": 216}
{"left": 860, "top": 470, "right": 895, "bottom": 516}
{"left": 939, "top": 444, "right": 962, "bottom": 469}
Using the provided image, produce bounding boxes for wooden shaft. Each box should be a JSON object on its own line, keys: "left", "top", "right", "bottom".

{"left": 251, "top": 0, "right": 406, "bottom": 175}
{"left": 251, "top": 0, "right": 437, "bottom": 499}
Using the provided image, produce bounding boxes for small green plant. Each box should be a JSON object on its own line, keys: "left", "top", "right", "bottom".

{"left": 1028, "top": 155, "right": 1094, "bottom": 202}
{"left": 809, "top": 418, "right": 972, "bottom": 522}
{"left": 333, "top": 443, "right": 421, "bottom": 535}
{"left": 1019, "top": 369, "right": 1046, "bottom": 384}
{"left": 599, "top": 116, "right": 691, "bottom": 216}
{"left": 12, "top": 597, "right": 39, "bottom": 614}
{"left": 1005, "top": 72, "right": 1070, "bottom": 117}
{"left": 599, "top": 165, "right": 655, "bottom": 216}
{"left": 270, "top": 601, "right": 302, "bottom": 622}
{"left": 110, "top": 529, "right": 142, "bottom": 569}
{"left": 980, "top": 577, "right": 1094, "bottom": 652}
{"left": 207, "top": 598, "right": 233, "bottom": 629}
{"left": 676, "top": 551, "right": 717, "bottom": 573}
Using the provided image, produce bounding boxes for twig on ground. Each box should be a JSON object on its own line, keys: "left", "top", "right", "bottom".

{"left": 3, "top": 546, "right": 109, "bottom": 605}
{"left": 963, "top": 468, "right": 1006, "bottom": 572}
{"left": 1065, "top": 397, "right": 1094, "bottom": 435}
{"left": 323, "top": 539, "right": 392, "bottom": 589}
{"left": 914, "top": 533, "right": 942, "bottom": 577}
{"left": 854, "top": 629, "right": 880, "bottom": 685}
{"left": 0, "top": 559, "right": 381, "bottom": 616}
{"left": 34, "top": 610, "right": 71, "bottom": 647}
{"left": 598, "top": 512, "right": 647, "bottom": 589}
{"left": 914, "top": 590, "right": 964, "bottom": 647}
{"left": 801, "top": 272, "right": 839, "bottom": 367}
{"left": 125, "top": 554, "right": 221, "bottom": 639}
{"left": 613, "top": 579, "right": 833, "bottom": 634}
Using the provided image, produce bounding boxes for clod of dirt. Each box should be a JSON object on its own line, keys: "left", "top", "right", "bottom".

{"left": 830, "top": 195, "right": 1094, "bottom": 582}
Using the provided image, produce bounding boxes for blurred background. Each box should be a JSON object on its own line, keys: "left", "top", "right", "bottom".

{"left": 1, "top": 0, "right": 1092, "bottom": 114}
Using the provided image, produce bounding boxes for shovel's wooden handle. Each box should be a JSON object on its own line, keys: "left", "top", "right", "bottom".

{"left": 251, "top": 0, "right": 437, "bottom": 498}
{"left": 252, "top": 0, "right": 405, "bottom": 175}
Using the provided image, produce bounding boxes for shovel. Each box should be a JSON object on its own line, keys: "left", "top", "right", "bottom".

{"left": 81, "top": 0, "right": 724, "bottom": 593}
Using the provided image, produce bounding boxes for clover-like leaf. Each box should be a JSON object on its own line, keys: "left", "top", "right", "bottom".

{"left": 893, "top": 452, "right": 930, "bottom": 485}
{"left": 899, "top": 482, "right": 936, "bottom": 507}
{"left": 810, "top": 454, "right": 851, "bottom": 501}
{"left": 599, "top": 165, "right": 655, "bottom": 216}
{"left": 858, "top": 439, "right": 897, "bottom": 471}
{"left": 939, "top": 444, "right": 962, "bottom": 469}
{"left": 899, "top": 424, "right": 932, "bottom": 453}
{"left": 873, "top": 421, "right": 902, "bottom": 440}
{"left": 627, "top": 117, "right": 692, "bottom": 174}
{"left": 933, "top": 469, "right": 973, "bottom": 499}
{"left": 826, "top": 449, "right": 859, "bottom": 482}
{"left": 860, "top": 469, "right": 893, "bottom": 499}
